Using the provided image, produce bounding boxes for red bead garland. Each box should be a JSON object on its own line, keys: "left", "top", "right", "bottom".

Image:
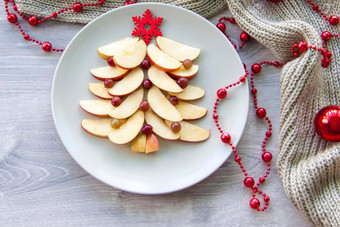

{"left": 217, "top": 17, "right": 250, "bottom": 49}
{"left": 4, "top": 0, "right": 138, "bottom": 52}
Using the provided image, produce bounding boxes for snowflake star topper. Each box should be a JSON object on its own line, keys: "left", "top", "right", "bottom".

{"left": 132, "top": 9, "right": 163, "bottom": 44}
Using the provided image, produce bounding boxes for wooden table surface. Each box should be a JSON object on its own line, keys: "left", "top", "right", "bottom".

{"left": 0, "top": 3, "right": 312, "bottom": 226}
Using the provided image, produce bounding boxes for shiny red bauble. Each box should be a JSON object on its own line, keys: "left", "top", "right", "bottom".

{"left": 217, "top": 22, "right": 226, "bottom": 32}
{"left": 321, "top": 31, "right": 331, "bottom": 41}
{"left": 256, "top": 108, "right": 267, "bottom": 118}
{"left": 259, "top": 177, "right": 265, "bottom": 183}
{"left": 262, "top": 152, "right": 273, "bottom": 162}
{"left": 297, "top": 41, "right": 308, "bottom": 52}
{"left": 240, "top": 32, "right": 250, "bottom": 42}
{"left": 221, "top": 133, "right": 231, "bottom": 143}
{"left": 7, "top": 13, "right": 17, "bottom": 23}
{"left": 251, "top": 63, "right": 261, "bottom": 74}
{"left": 42, "top": 42, "right": 52, "bottom": 52}
{"left": 264, "top": 196, "right": 270, "bottom": 202}
{"left": 329, "top": 15, "right": 339, "bottom": 25}
{"left": 321, "top": 58, "right": 330, "bottom": 68}
{"left": 73, "top": 3, "right": 83, "bottom": 12}
{"left": 314, "top": 105, "right": 340, "bottom": 142}
{"left": 249, "top": 198, "right": 261, "bottom": 209}
{"left": 28, "top": 16, "right": 38, "bottom": 26}
{"left": 217, "top": 88, "right": 227, "bottom": 99}
{"left": 244, "top": 177, "right": 255, "bottom": 188}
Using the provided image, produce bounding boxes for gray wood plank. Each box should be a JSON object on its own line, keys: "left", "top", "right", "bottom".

{"left": 0, "top": 3, "right": 311, "bottom": 226}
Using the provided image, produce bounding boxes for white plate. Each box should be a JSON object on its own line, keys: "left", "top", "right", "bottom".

{"left": 52, "top": 3, "right": 248, "bottom": 194}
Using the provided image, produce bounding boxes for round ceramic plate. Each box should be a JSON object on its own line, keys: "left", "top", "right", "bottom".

{"left": 52, "top": 3, "right": 248, "bottom": 194}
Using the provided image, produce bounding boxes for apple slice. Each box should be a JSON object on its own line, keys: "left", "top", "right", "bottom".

{"left": 108, "top": 67, "right": 143, "bottom": 96}
{"left": 90, "top": 65, "right": 129, "bottom": 81}
{"left": 80, "top": 100, "right": 114, "bottom": 117}
{"left": 148, "top": 86, "right": 182, "bottom": 122}
{"left": 108, "top": 110, "right": 144, "bottom": 145}
{"left": 81, "top": 118, "right": 113, "bottom": 137}
{"left": 131, "top": 133, "right": 146, "bottom": 152}
{"left": 97, "top": 37, "right": 139, "bottom": 59}
{"left": 147, "top": 44, "right": 182, "bottom": 72}
{"left": 156, "top": 36, "right": 200, "bottom": 61}
{"left": 165, "top": 120, "right": 210, "bottom": 142}
{"left": 168, "top": 65, "right": 199, "bottom": 79}
{"left": 145, "top": 109, "right": 180, "bottom": 140}
{"left": 147, "top": 66, "right": 183, "bottom": 93}
{"left": 113, "top": 39, "right": 147, "bottom": 69}
{"left": 175, "top": 101, "right": 207, "bottom": 120}
{"left": 109, "top": 87, "right": 143, "bottom": 119}
{"left": 168, "top": 85, "right": 205, "bottom": 101}
{"left": 88, "top": 83, "right": 113, "bottom": 100}
{"left": 146, "top": 133, "right": 159, "bottom": 153}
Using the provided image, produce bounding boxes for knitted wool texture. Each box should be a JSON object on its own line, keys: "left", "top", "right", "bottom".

{"left": 16, "top": 1, "right": 340, "bottom": 226}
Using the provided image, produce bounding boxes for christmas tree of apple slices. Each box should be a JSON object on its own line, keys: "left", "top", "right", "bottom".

{"left": 80, "top": 37, "right": 210, "bottom": 153}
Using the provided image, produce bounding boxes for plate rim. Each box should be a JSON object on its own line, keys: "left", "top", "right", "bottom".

{"left": 51, "top": 2, "right": 249, "bottom": 194}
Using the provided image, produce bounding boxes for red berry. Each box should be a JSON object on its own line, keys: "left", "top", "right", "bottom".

{"left": 73, "top": 3, "right": 83, "bottom": 12}
{"left": 177, "top": 77, "right": 189, "bottom": 88}
{"left": 169, "top": 96, "right": 179, "bottom": 105}
{"left": 111, "top": 96, "right": 122, "bottom": 107}
{"left": 142, "top": 124, "right": 153, "bottom": 135}
{"left": 142, "top": 79, "right": 152, "bottom": 89}
{"left": 141, "top": 59, "right": 151, "bottom": 69}
{"left": 262, "top": 152, "right": 273, "bottom": 162}
{"left": 107, "top": 57, "right": 116, "bottom": 67}
{"left": 251, "top": 63, "right": 261, "bottom": 73}
{"left": 217, "top": 22, "right": 226, "bottom": 32}
{"left": 28, "top": 16, "right": 38, "bottom": 26}
{"left": 139, "top": 100, "right": 150, "bottom": 112}
{"left": 297, "top": 41, "right": 308, "bottom": 52}
{"left": 104, "top": 78, "right": 114, "bottom": 88}
{"left": 42, "top": 42, "right": 52, "bottom": 52}
{"left": 240, "top": 31, "right": 250, "bottom": 42}
{"left": 183, "top": 59, "right": 193, "bottom": 69}
{"left": 321, "top": 31, "right": 331, "bottom": 41}
{"left": 221, "top": 133, "right": 231, "bottom": 143}
{"left": 329, "top": 15, "right": 339, "bottom": 25}
{"left": 171, "top": 122, "right": 181, "bottom": 133}
{"left": 217, "top": 88, "right": 227, "bottom": 99}
{"left": 244, "top": 177, "right": 255, "bottom": 188}
{"left": 256, "top": 108, "right": 266, "bottom": 118}
{"left": 7, "top": 13, "right": 17, "bottom": 23}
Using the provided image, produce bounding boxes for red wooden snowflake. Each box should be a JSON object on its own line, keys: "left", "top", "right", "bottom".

{"left": 132, "top": 9, "right": 163, "bottom": 44}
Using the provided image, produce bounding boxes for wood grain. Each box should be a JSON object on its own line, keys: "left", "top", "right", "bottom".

{"left": 0, "top": 3, "right": 311, "bottom": 226}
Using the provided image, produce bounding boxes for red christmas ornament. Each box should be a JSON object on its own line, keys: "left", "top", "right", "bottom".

{"left": 329, "top": 15, "right": 339, "bottom": 25}
{"left": 42, "top": 42, "right": 52, "bottom": 52}
{"left": 249, "top": 198, "right": 261, "bottom": 209}
{"left": 217, "top": 88, "right": 227, "bottom": 99}
{"left": 7, "top": 13, "right": 17, "bottom": 23}
{"left": 314, "top": 105, "right": 340, "bottom": 142}
{"left": 28, "top": 16, "right": 38, "bottom": 26}
{"left": 73, "top": 3, "right": 83, "bottom": 13}
{"left": 244, "top": 177, "right": 255, "bottom": 188}
{"left": 132, "top": 9, "right": 163, "bottom": 44}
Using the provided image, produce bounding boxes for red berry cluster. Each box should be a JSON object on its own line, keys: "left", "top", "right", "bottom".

{"left": 4, "top": 0, "right": 137, "bottom": 52}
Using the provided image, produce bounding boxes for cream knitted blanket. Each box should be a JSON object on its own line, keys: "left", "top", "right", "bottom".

{"left": 15, "top": 1, "right": 340, "bottom": 226}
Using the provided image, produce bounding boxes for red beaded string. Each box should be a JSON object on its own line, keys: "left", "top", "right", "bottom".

{"left": 217, "top": 17, "right": 250, "bottom": 49}
{"left": 307, "top": 0, "right": 339, "bottom": 25}
{"left": 4, "top": 0, "right": 137, "bottom": 52}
